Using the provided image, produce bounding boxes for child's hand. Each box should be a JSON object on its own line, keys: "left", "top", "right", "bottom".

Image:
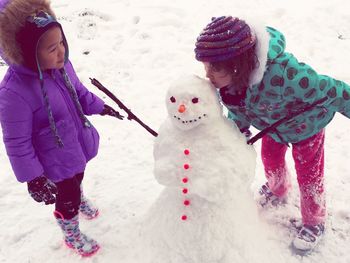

{"left": 27, "top": 176, "right": 58, "bottom": 205}
{"left": 240, "top": 127, "right": 252, "bottom": 139}
{"left": 100, "top": 104, "right": 124, "bottom": 120}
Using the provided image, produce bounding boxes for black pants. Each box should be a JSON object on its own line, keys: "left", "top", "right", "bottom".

{"left": 55, "top": 173, "right": 84, "bottom": 220}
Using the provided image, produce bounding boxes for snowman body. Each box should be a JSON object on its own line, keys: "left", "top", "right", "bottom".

{"left": 142, "top": 76, "right": 277, "bottom": 263}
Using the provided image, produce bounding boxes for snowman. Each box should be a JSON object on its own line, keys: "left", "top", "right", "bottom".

{"left": 140, "top": 75, "right": 283, "bottom": 263}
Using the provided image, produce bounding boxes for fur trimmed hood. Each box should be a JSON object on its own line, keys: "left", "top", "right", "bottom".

{"left": 0, "top": 0, "right": 55, "bottom": 66}
{"left": 243, "top": 17, "right": 271, "bottom": 87}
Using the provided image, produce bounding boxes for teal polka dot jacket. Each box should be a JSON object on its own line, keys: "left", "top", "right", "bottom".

{"left": 226, "top": 26, "right": 350, "bottom": 144}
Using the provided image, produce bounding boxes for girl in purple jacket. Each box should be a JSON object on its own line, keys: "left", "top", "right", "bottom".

{"left": 0, "top": 0, "right": 123, "bottom": 257}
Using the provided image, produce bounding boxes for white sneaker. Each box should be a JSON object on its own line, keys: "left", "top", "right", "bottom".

{"left": 257, "top": 183, "right": 287, "bottom": 207}
{"left": 292, "top": 223, "right": 325, "bottom": 254}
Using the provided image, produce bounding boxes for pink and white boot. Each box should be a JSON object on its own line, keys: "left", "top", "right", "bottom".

{"left": 79, "top": 188, "right": 99, "bottom": 220}
{"left": 54, "top": 212, "right": 100, "bottom": 257}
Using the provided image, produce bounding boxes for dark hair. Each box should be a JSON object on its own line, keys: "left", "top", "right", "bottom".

{"left": 210, "top": 44, "right": 259, "bottom": 89}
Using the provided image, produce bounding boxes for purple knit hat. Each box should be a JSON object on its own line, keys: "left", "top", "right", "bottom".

{"left": 194, "top": 16, "right": 256, "bottom": 62}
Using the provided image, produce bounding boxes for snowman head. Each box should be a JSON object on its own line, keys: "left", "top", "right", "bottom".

{"left": 166, "top": 75, "right": 223, "bottom": 131}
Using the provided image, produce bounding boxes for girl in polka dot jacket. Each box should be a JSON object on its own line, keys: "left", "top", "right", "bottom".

{"left": 194, "top": 16, "right": 350, "bottom": 254}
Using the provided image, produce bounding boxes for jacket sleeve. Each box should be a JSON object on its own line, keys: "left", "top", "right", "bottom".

{"left": 0, "top": 89, "right": 44, "bottom": 183}
{"left": 283, "top": 56, "right": 350, "bottom": 117}
{"left": 317, "top": 75, "right": 350, "bottom": 118}
{"left": 65, "top": 61, "right": 105, "bottom": 115}
{"left": 227, "top": 109, "right": 251, "bottom": 135}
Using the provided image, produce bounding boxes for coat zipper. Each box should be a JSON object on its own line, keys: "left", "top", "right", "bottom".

{"left": 52, "top": 73, "right": 89, "bottom": 157}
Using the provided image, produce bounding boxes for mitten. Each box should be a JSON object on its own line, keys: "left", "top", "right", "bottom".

{"left": 240, "top": 127, "right": 252, "bottom": 139}
{"left": 100, "top": 104, "right": 124, "bottom": 120}
{"left": 27, "top": 175, "right": 58, "bottom": 205}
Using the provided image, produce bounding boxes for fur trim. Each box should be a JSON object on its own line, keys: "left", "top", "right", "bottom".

{"left": 242, "top": 16, "right": 271, "bottom": 86}
{"left": 0, "top": 0, "right": 55, "bottom": 65}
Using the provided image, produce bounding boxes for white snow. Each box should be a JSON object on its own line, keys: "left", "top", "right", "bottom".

{"left": 1, "top": 0, "right": 350, "bottom": 262}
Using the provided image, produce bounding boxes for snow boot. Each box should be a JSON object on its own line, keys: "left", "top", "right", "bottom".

{"left": 54, "top": 211, "right": 100, "bottom": 257}
{"left": 257, "top": 183, "right": 287, "bottom": 207}
{"left": 292, "top": 223, "right": 325, "bottom": 255}
{"left": 79, "top": 192, "right": 99, "bottom": 220}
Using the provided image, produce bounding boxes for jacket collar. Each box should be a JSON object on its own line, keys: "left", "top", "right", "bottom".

{"left": 246, "top": 22, "right": 286, "bottom": 87}
{"left": 246, "top": 21, "right": 271, "bottom": 86}
{"left": 10, "top": 64, "right": 59, "bottom": 79}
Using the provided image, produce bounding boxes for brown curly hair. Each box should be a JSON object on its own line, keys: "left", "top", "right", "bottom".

{"left": 209, "top": 45, "right": 259, "bottom": 90}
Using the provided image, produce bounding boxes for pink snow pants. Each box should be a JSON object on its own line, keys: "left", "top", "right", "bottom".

{"left": 261, "top": 129, "right": 326, "bottom": 225}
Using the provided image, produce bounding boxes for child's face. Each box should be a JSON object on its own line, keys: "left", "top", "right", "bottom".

{"left": 203, "top": 62, "right": 232, "bottom": 89}
{"left": 37, "top": 26, "right": 65, "bottom": 71}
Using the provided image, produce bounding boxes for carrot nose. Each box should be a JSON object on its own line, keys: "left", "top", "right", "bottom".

{"left": 178, "top": 104, "right": 186, "bottom": 113}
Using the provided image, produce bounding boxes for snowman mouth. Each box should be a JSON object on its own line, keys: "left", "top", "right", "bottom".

{"left": 173, "top": 113, "right": 207, "bottom": 124}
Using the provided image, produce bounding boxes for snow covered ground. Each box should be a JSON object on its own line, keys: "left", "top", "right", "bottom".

{"left": 1, "top": 0, "right": 350, "bottom": 262}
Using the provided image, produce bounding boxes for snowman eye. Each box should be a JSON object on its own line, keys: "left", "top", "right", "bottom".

{"left": 170, "top": 96, "right": 176, "bottom": 103}
{"left": 192, "top": 97, "right": 199, "bottom": 104}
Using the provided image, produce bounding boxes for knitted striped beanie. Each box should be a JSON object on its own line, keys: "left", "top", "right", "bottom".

{"left": 195, "top": 16, "right": 256, "bottom": 62}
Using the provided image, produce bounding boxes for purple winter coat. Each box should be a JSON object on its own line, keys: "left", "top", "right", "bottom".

{"left": 0, "top": 61, "right": 104, "bottom": 183}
